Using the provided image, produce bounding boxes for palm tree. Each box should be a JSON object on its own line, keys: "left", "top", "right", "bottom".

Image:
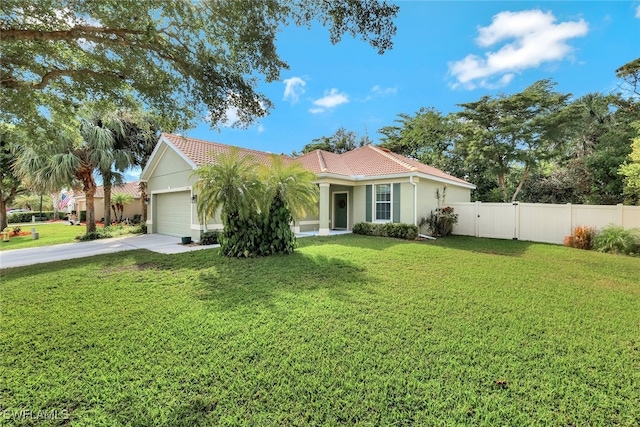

{"left": 193, "top": 148, "right": 263, "bottom": 225}
{"left": 194, "top": 151, "right": 318, "bottom": 256}
{"left": 14, "top": 194, "right": 53, "bottom": 211}
{"left": 259, "top": 155, "right": 319, "bottom": 221}
{"left": 15, "top": 114, "right": 124, "bottom": 234}
{"left": 111, "top": 192, "right": 134, "bottom": 222}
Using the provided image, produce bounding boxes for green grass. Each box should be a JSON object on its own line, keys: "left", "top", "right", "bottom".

{"left": 1, "top": 235, "right": 639, "bottom": 425}
{"left": 0, "top": 222, "right": 85, "bottom": 251}
{"left": 0, "top": 222, "right": 142, "bottom": 251}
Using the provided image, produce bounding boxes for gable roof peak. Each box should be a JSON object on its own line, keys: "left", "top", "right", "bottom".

{"left": 368, "top": 145, "right": 415, "bottom": 172}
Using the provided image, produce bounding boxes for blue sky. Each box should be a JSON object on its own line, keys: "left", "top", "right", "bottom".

{"left": 183, "top": 1, "right": 639, "bottom": 156}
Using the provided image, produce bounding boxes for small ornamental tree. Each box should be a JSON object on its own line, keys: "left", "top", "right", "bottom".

{"left": 258, "top": 155, "right": 319, "bottom": 255}
{"left": 111, "top": 192, "right": 134, "bottom": 223}
{"left": 194, "top": 151, "right": 318, "bottom": 257}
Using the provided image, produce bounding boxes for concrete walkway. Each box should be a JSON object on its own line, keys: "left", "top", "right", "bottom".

{"left": 0, "top": 234, "right": 217, "bottom": 269}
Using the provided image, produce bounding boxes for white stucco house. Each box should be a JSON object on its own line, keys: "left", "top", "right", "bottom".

{"left": 140, "top": 133, "right": 475, "bottom": 240}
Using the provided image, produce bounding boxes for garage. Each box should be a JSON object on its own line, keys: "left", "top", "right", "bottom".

{"left": 154, "top": 191, "right": 192, "bottom": 237}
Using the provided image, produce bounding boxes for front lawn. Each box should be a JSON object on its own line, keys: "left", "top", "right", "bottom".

{"left": 1, "top": 235, "right": 638, "bottom": 425}
{"left": 0, "top": 222, "right": 141, "bottom": 251}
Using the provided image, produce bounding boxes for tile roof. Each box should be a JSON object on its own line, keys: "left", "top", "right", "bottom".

{"left": 75, "top": 181, "right": 141, "bottom": 199}
{"left": 161, "top": 133, "right": 292, "bottom": 166}
{"left": 161, "top": 133, "right": 473, "bottom": 187}
{"left": 297, "top": 145, "right": 472, "bottom": 185}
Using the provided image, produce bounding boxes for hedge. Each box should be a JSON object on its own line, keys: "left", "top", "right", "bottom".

{"left": 352, "top": 222, "right": 419, "bottom": 240}
{"left": 7, "top": 211, "right": 67, "bottom": 223}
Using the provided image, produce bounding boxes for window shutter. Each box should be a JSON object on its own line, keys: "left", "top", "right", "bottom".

{"left": 365, "top": 185, "right": 372, "bottom": 222}
{"left": 392, "top": 183, "right": 401, "bottom": 223}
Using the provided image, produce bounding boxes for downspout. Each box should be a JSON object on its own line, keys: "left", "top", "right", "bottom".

{"left": 410, "top": 175, "right": 417, "bottom": 226}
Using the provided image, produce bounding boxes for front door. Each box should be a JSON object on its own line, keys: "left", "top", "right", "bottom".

{"left": 333, "top": 193, "right": 348, "bottom": 229}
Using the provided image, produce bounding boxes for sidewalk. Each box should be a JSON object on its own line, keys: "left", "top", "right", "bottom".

{"left": 0, "top": 234, "right": 217, "bottom": 269}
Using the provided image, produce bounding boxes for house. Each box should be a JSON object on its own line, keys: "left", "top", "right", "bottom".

{"left": 140, "top": 133, "right": 475, "bottom": 240}
{"left": 73, "top": 181, "right": 143, "bottom": 222}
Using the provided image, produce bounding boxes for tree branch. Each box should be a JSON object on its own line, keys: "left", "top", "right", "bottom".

{"left": 2, "top": 69, "right": 125, "bottom": 89}
{"left": 0, "top": 26, "right": 147, "bottom": 42}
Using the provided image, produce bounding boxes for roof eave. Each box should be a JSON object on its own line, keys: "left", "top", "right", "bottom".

{"left": 314, "top": 171, "right": 476, "bottom": 189}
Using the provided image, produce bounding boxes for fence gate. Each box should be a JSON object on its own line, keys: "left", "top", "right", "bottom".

{"left": 447, "top": 202, "right": 639, "bottom": 245}
{"left": 477, "top": 203, "right": 517, "bottom": 240}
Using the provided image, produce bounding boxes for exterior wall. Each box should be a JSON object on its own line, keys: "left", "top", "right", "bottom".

{"left": 416, "top": 180, "right": 471, "bottom": 223}
{"left": 399, "top": 182, "right": 414, "bottom": 224}
{"left": 146, "top": 147, "right": 196, "bottom": 193}
{"left": 351, "top": 178, "right": 471, "bottom": 227}
{"left": 352, "top": 185, "right": 367, "bottom": 224}
{"left": 73, "top": 198, "right": 143, "bottom": 222}
{"left": 448, "top": 202, "right": 640, "bottom": 244}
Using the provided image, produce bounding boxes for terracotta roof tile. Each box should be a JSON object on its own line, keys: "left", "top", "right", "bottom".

{"left": 162, "top": 133, "right": 473, "bottom": 187}
{"left": 162, "top": 133, "right": 293, "bottom": 166}
{"left": 76, "top": 181, "right": 141, "bottom": 199}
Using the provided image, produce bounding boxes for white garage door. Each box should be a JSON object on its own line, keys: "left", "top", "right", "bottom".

{"left": 155, "top": 191, "right": 192, "bottom": 237}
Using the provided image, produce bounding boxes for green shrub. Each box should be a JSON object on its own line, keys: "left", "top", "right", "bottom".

{"left": 75, "top": 228, "right": 112, "bottom": 241}
{"left": 592, "top": 225, "right": 640, "bottom": 255}
{"left": 200, "top": 230, "right": 220, "bottom": 245}
{"left": 352, "top": 222, "right": 418, "bottom": 240}
{"left": 418, "top": 206, "right": 458, "bottom": 237}
{"left": 129, "top": 224, "right": 147, "bottom": 234}
{"left": 7, "top": 211, "right": 67, "bottom": 223}
{"left": 571, "top": 225, "right": 597, "bottom": 250}
{"left": 352, "top": 222, "right": 374, "bottom": 235}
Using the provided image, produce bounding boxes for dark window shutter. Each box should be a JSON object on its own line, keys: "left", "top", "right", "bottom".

{"left": 392, "top": 183, "right": 401, "bottom": 223}
{"left": 365, "top": 185, "right": 372, "bottom": 222}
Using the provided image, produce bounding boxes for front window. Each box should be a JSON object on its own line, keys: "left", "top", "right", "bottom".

{"left": 375, "top": 184, "right": 391, "bottom": 221}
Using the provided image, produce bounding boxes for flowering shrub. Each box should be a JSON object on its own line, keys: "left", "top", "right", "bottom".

{"left": 419, "top": 207, "right": 458, "bottom": 237}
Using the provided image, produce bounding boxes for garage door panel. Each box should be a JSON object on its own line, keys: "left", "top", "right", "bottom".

{"left": 156, "top": 192, "right": 191, "bottom": 237}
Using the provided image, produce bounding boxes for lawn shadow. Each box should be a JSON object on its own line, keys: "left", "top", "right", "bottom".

{"left": 191, "top": 250, "right": 375, "bottom": 310}
{"left": 297, "top": 234, "right": 407, "bottom": 252}
{"left": 423, "top": 235, "right": 536, "bottom": 257}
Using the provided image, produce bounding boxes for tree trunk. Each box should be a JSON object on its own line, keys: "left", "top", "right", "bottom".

{"left": 86, "top": 188, "right": 96, "bottom": 233}
{"left": 51, "top": 192, "right": 59, "bottom": 220}
{"left": 103, "top": 182, "right": 111, "bottom": 225}
{"left": 497, "top": 173, "right": 508, "bottom": 202}
{"left": 0, "top": 197, "right": 7, "bottom": 230}
{"left": 140, "top": 181, "right": 148, "bottom": 222}
{"left": 78, "top": 166, "right": 97, "bottom": 234}
{"left": 511, "top": 167, "right": 529, "bottom": 203}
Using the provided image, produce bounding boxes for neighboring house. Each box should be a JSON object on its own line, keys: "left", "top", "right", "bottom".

{"left": 140, "top": 133, "right": 475, "bottom": 240}
{"left": 73, "top": 181, "right": 143, "bottom": 222}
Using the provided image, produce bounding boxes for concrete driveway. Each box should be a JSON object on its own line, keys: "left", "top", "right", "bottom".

{"left": 0, "top": 234, "right": 217, "bottom": 269}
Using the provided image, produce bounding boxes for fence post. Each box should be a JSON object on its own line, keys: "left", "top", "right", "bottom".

{"left": 566, "top": 203, "right": 572, "bottom": 236}
{"left": 617, "top": 204, "right": 624, "bottom": 227}
{"left": 513, "top": 202, "right": 520, "bottom": 240}
{"left": 475, "top": 201, "right": 481, "bottom": 237}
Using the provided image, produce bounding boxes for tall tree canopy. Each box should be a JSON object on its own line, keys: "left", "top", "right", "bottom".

{"left": 456, "top": 79, "right": 572, "bottom": 202}
{"left": 619, "top": 123, "right": 640, "bottom": 203}
{"left": 294, "top": 127, "right": 372, "bottom": 156}
{"left": 616, "top": 57, "right": 640, "bottom": 95}
{"left": 1, "top": 0, "right": 398, "bottom": 135}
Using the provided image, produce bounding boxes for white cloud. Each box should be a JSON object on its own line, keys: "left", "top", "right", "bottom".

{"left": 216, "top": 106, "right": 239, "bottom": 127}
{"left": 257, "top": 124, "right": 265, "bottom": 133}
{"left": 449, "top": 10, "right": 588, "bottom": 89}
{"left": 364, "top": 85, "right": 398, "bottom": 101}
{"left": 309, "top": 88, "right": 349, "bottom": 113}
{"left": 283, "top": 77, "right": 306, "bottom": 104}
{"left": 636, "top": 5, "right": 640, "bottom": 18}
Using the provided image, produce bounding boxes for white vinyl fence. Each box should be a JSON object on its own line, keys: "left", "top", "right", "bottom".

{"left": 447, "top": 202, "right": 640, "bottom": 245}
